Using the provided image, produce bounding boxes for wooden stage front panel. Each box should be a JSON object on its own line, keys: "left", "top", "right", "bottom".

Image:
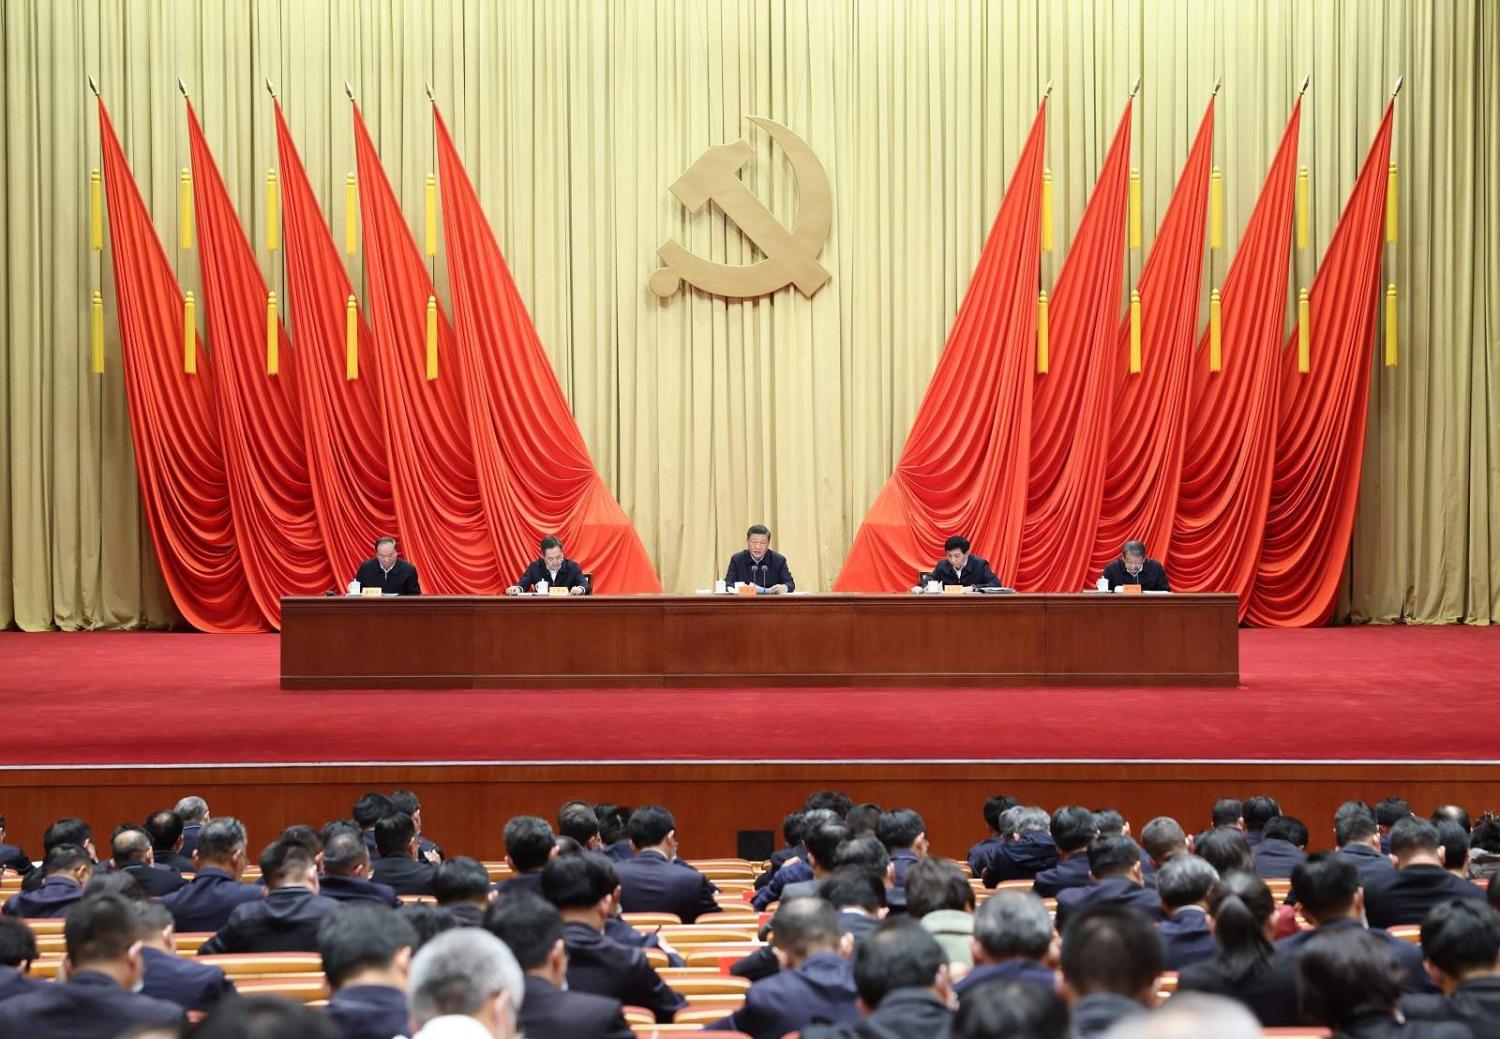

{"left": 280, "top": 593, "right": 1238, "bottom": 689}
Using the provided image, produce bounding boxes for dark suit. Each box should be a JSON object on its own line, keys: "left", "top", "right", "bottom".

{"left": 319, "top": 874, "right": 400, "bottom": 907}
{"left": 725, "top": 549, "right": 795, "bottom": 592}
{"left": 121, "top": 862, "right": 186, "bottom": 897}
{"left": 0, "top": 966, "right": 47, "bottom": 1005}
{"left": 614, "top": 849, "right": 720, "bottom": 923}
{"left": 602, "top": 840, "right": 634, "bottom": 862}
{"left": 1362, "top": 864, "right": 1488, "bottom": 928}
{"left": 562, "top": 921, "right": 686, "bottom": 1022}
{"left": 1071, "top": 992, "right": 1148, "bottom": 1038}
{"left": 1177, "top": 950, "right": 1301, "bottom": 1027}
{"left": 370, "top": 855, "right": 436, "bottom": 896}
{"left": 1054, "top": 876, "right": 1164, "bottom": 932}
{"left": 444, "top": 902, "right": 486, "bottom": 928}
{"left": 712, "top": 951, "right": 861, "bottom": 1039}
{"left": 1276, "top": 917, "right": 1438, "bottom": 995}
{"left": 953, "top": 958, "right": 1056, "bottom": 1000}
{"left": 495, "top": 871, "right": 544, "bottom": 898}
{"left": 929, "top": 555, "right": 1000, "bottom": 589}
{"left": 802, "top": 986, "right": 952, "bottom": 1039}
{"left": 967, "top": 836, "right": 1002, "bottom": 877}
{"left": 0, "top": 842, "right": 35, "bottom": 878}
{"left": 514, "top": 557, "right": 590, "bottom": 594}
{"left": 981, "top": 831, "right": 1059, "bottom": 887}
{"left": 198, "top": 885, "right": 338, "bottom": 954}
{"left": 752, "top": 860, "right": 813, "bottom": 910}
{"left": 325, "top": 983, "right": 412, "bottom": 1039}
{"left": 1101, "top": 557, "right": 1170, "bottom": 591}
{"left": 1031, "top": 851, "right": 1092, "bottom": 897}
{"left": 839, "top": 911, "right": 881, "bottom": 944}
{"left": 1332, "top": 1011, "right": 1476, "bottom": 1039}
{"left": 161, "top": 867, "right": 264, "bottom": 933}
{"left": 1252, "top": 838, "right": 1308, "bottom": 880}
{"left": 1338, "top": 842, "right": 1396, "bottom": 888}
{"left": 354, "top": 557, "right": 421, "bottom": 596}
{"left": 1402, "top": 976, "right": 1500, "bottom": 1039}
{"left": 519, "top": 973, "right": 633, "bottom": 1039}
{"left": 180, "top": 823, "right": 203, "bottom": 859}
{"left": 1, "top": 875, "right": 83, "bottom": 918}
{"left": 141, "top": 945, "right": 235, "bottom": 1011}
{"left": 154, "top": 849, "right": 197, "bottom": 874}
{"left": 0, "top": 969, "right": 186, "bottom": 1039}
{"left": 1158, "top": 907, "right": 1217, "bottom": 970}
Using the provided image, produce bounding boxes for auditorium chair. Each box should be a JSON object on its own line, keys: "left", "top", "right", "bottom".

{"left": 629, "top": 1028, "right": 749, "bottom": 1037}
{"left": 622, "top": 912, "right": 682, "bottom": 927}
{"left": 1155, "top": 971, "right": 1178, "bottom": 1004}
{"left": 622, "top": 1006, "right": 655, "bottom": 1026}
{"left": 657, "top": 925, "right": 761, "bottom": 946}
{"left": 654, "top": 974, "right": 750, "bottom": 997}
{"left": 682, "top": 943, "right": 766, "bottom": 969}
{"left": 197, "top": 953, "right": 324, "bottom": 978}
{"left": 174, "top": 932, "right": 213, "bottom": 953}
{"left": 676, "top": 1005, "right": 746, "bottom": 1024}
{"left": 23, "top": 919, "right": 65, "bottom": 936}
{"left": 233, "top": 977, "right": 328, "bottom": 1003}
{"left": 1389, "top": 925, "right": 1422, "bottom": 943}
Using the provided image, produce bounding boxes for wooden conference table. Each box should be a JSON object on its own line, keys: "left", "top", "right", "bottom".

{"left": 280, "top": 592, "right": 1238, "bottom": 689}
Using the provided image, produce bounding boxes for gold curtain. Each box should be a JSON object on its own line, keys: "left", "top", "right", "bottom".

{"left": 1, "top": 0, "right": 1494, "bottom": 629}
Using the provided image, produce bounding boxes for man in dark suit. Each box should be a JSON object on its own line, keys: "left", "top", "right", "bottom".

{"left": 353, "top": 535, "right": 421, "bottom": 595}
{"left": 2, "top": 843, "right": 92, "bottom": 918}
{"left": 1032, "top": 806, "right": 1098, "bottom": 898}
{"left": 0, "top": 917, "right": 46, "bottom": 1005}
{"left": 21, "top": 818, "right": 98, "bottom": 893}
{"left": 496, "top": 815, "right": 557, "bottom": 898}
{"left": 484, "top": 892, "right": 633, "bottom": 1039}
{"left": 435, "top": 857, "right": 495, "bottom": 928}
{"left": 507, "top": 535, "right": 591, "bottom": 595}
{"left": 541, "top": 851, "right": 685, "bottom": 1023}
{"left": 1364, "top": 817, "right": 1488, "bottom": 928}
{"left": 161, "top": 817, "right": 262, "bottom": 933}
{"left": 353, "top": 792, "right": 397, "bottom": 856}
{"left": 390, "top": 789, "right": 445, "bottom": 864}
{"left": 369, "top": 812, "right": 437, "bottom": 896}
{"left": 174, "top": 796, "right": 210, "bottom": 860}
{"left": 1100, "top": 540, "right": 1170, "bottom": 592}
{"left": 821, "top": 866, "right": 886, "bottom": 948}
{"left": 966, "top": 795, "right": 1018, "bottom": 878}
{"left": 0, "top": 894, "right": 186, "bottom": 1038}
{"left": 198, "top": 836, "right": 337, "bottom": 954}
{"left": 1240, "top": 795, "right": 1282, "bottom": 849}
{"left": 111, "top": 825, "right": 185, "bottom": 898}
{"left": 1054, "top": 836, "right": 1164, "bottom": 933}
{"left": 0, "top": 815, "right": 36, "bottom": 882}
{"left": 613, "top": 804, "right": 720, "bottom": 923}
{"left": 753, "top": 809, "right": 842, "bottom": 910}
{"left": 921, "top": 535, "right": 1001, "bottom": 591}
{"left": 1375, "top": 797, "right": 1414, "bottom": 856}
{"left": 1400, "top": 899, "right": 1500, "bottom": 1034}
{"left": 320, "top": 902, "right": 417, "bottom": 1039}
{"left": 712, "top": 899, "right": 861, "bottom": 1039}
{"left": 1333, "top": 801, "right": 1396, "bottom": 888}
{"left": 145, "top": 810, "right": 198, "bottom": 874}
{"left": 320, "top": 829, "right": 401, "bottom": 907}
{"left": 136, "top": 901, "right": 235, "bottom": 1011}
{"left": 954, "top": 891, "right": 1056, "bottom": 1001}
{"left": 802, "top": 920, "right": 954, "bottom": 1039}
{"left": 876, "top": 810, "right": 928, "bottom": 911}
{"left": 724, "top": 523, "right": 796, "bottom": 593}
{"left": 1155, "top": 854, "right": 1218, "bottom": 971}
{"left": 1059, "top": 906, "right": 1160, "bottom": 1038}
{"left": 1252, "top": 815, "right": 1309, "bottom": 880}
{"left": 981, "top": 807, "right": 1060, "bottom": 887}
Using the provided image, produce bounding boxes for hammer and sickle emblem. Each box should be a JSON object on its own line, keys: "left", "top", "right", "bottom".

{"left": 649, "top": 117, "right": 832, "bottom": 300}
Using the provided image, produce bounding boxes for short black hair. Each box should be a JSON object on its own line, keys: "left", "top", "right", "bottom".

{"left": 260, "top": 837, "right": 318, "bottom": 887}
{"left": 43, "top": 817, "right": 92, "bottom": 852}
{"left": 770, "top": 898, "right": 841, "bottom": 959}
{"left": 1435, "top": 819, "right": 1470, "bottom": 872}
{"left": 43, "top": 843, "right": 92, "bottom": 876}
{"left": 541, "top": 851, "right": 617, "bottom": 909}
{"left": 626, "top": 805, "right": 675, "bottom": 849}
{"left": 1298, "top": 926, "right": 1402, "bottom": 1027}
{"left": 1241, "top": 796, "right": 1281, "bottom": 834}
{"left": 402, "top": 906, "right": 459, "bottom": 953}
{"left": 875, "top": 809, "right": 925, "bottom": 851}
{"left": 595, "top": 804, "right": 631, "bottom": 846}
{"left": 1051, "top": 806, "right": 1098, "bottom": 855}
{"left": 803, "top": 790, "right": 854, "bottom": 819}
{"left": 955, "top": 978, "right": 1070, "bottom": 1039}
{"left": 944, "top": 535, "right": 970, "bottom": 553}
{"left": 1334, "top": 801, "right": 1378, "bottom": 846}
{"left": 192, "top": 994, "right": 339, "bottom": 1039}
{"left": 805, "top": 824, "right": 851, "bottom": 871}
{"left": 1194, "top": 827, "right": 1254, "bottom": 877}
{"left": 846, "top": 803, "right": 882, "bottom": 837}
{"left": 1375, "top": 797, "right": 1411, "bottom": 829}
{"left": 904, "top": 858, "right": 974, "bottom": 917}
{"left": 322, "top": 830, "right": 371, "bottom": 877}
{"left": 64, "top": 893, "right": 138, "bottom": 966}
{"left": 434, "top": 857, "right": 492, "bottom": 905}
{"left": 503, "top": 816, "right": 556, "bottom": 873}
{"left": 851, "top": 919, "right": 947, "bottom": 1006}
{"left": 1059, "top": 905, "right": 1162, "bottom": 997}
{"left": 540, "top": 535, "right": 563, "bottom": 552}
{"left": 1290, "top": 852, "right": 1359, "bottom": 920}
{"left": 0, "top": 917, "right": 38, "bottom": 967}
{"left": 318, "top": 903, "right": 417, "bottom": 989}
{"left": 557, "top": 802, "right": 600, "bottom": 846}
{"left": 1210, "top": 798, "right": 1243, "bottom": 828}
{"left": 834, "top": 835, "right": 891, "bottom": 874}
{"left": 746, "top": 524, "right": 771, "bottom": 539}
{"left": 145, "top": 810, "right": 183, "bottom": 851}
{"left": 1389, "top": 816, "right": 1441, "bottom": 857}
{"left": 390, "top": 790, "right": 421, "bottom": 817}
{"left": 1086, "top": 836, "right": 1141, "bottom": 879}
{"left": 1092, "top": 809, "right": 1126, "bottom": 836}
{"left": 484, "top": 892, "right": 563, "bottom": 970}
{"left": 281, "top": 825, "right": 323, "bottom": 856}
{"left": 1420, "top": 898, "right": 1500, "bottom": 978}
{"left": 321, "top": 819, "right": 362, "bottom": 848}
{"left": 820, "top": 865, "right": 887, "bottom": 912}
{"left": 374, "top": 813, "right": 417, "bottom": 858}
{"left": 354, "top": 793, "right": 397, "bottom": 830}
{"left": 1262, "top": 815, "right": 1309, "bottom": 848}
{"left": 84, "top": 872, "right": 144, "bottom": 903}
{"left": 983, "top": 795, "right": 1019, "bottom": 833}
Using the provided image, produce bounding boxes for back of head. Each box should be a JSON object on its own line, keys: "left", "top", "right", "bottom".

{"left": 197, "top": 817, "right": 248, "bottom": 865}
{"left": 403, "top": 906, "right": 459, "bottom": 953}
{"left": 374, "top": 812, "right": 417, "bottom": 858}
{"left": 1051, "top": 806, "right": 1098, "bottom": 855}
{"left": 84, "top": 872, "right": 144, "bottom": 903}
{"left": 0, "top": 916, "right": 38, "bottom": 968}
{"left": 43, "top": 842, "right": 92, "bottom": 878}
{"left": 845, "top": 803, "right": 882, "bottom": 837}
{"left": 1290, "top": 852, "right": 1359, "bottom": 921}
{"left": 145, "top": 810, "right": 183, "bottom": 852}
{"left": 112, "top": 826, "right": 153, "bottom": 868}
{"left": 1007, "top": 806, "right": 1051, "bottom": 839}
{"left": 820, "top": 865, "right": 887, "bottom": 913}
{"left": 1086, "top": 835, "right": 1141, "bottom": 880}
{"left": 1210, "top": 798, "right": 1243, "bottom": 829}
{"left": 1472, "top": 813, "right": 1500, "bottom": 854}
{"left": 1375, "top": 796, "right": 1411, "bottom": 830}
{"left": 770, "top": 897, "right": 842, "bottom": 960}
{"left": 1432, "top": 804, "right": 1472, "bottom": 832}
{"left": 983, "top": 795, "right": 1019, "bottom": 834}
{"left": 1421, "top": 898, "right": 1500, "bottom": 980}
{"left": 1140, "top": 817, "right": 1188, "bottom": 865}
{"left": 280, "top": 824, "right": 323, "bottom": 857}
{"left": 322, "top": 830, "right": 371, "bottom": 878}
{"left": 1205, "top": 872, "right": 1275, "bottom": 981}
{"left": 875, "top": 809, "right": 925, "bottom": 852}
{"left": 972, "top": 891, "right": 1052, "bottom": 962}
{"left": 804, "top": 789, "right": 854, "bottom": 820}
{"left": 1194, "top": 828, "right": 1254, "bottom": 876}
{"left": 1240, "top": 796, "right": 1281, "bottom": 834}
{"left": 1262, "top": 815, "right": 1309, "bottom": 848}
{"left": 625, "top": 804, "right": 675, "bottom": 849}
{"left": 260, "top": 838, "right": 317, "bottom": 890}
{"left": 192, "top": 994, "right": 339, "bottom": 1039}
{"left": 43, "top": 817, "right": 92, "bottom": 853}
{"left": 1092, "top": 809, "right": 1126, "bottom": 837}
{"left": 1105, "top": 992, "right": 1260, "bottom": 1039}
{"left": 409, "top": 927, "right": 524, "bottom": 1028}
{"left": 1157, "top": 855, "right": 1218, "bottom": 911}
{"left": 851, "top": 918, "right": 947, "bottom": 1007}
{"left": 390, "top": 790, "right": 421, "bottom": 818}
{"left": 354, "top": 792, "right": 397, "bottom": 830}
{"left": 1298, "top": 925, "right": 1402, "bottom": 1028}
{"left": 503, "top": 816, "right": 557, "bottom": 872}
{"left": 1389, "top": 816, "right": 1442, "bottom": 860}
{"left": 595, "top": 804, "right": 631, "bottom": 846}
{"left": 834, "top": 834, "right": 891, "bottom": 875}
{"left": 1059, "top": 905, "right": 1161, "bottom": 1000}
{"left": 557, "top": 802, "right": 600, "bottom": 846}
{"left": 904, "top": 858, "right": 974, "bottom": 917}
{"left": 1435, "top": 819, "right": 1470, "bottom": 871}
{"left": 134, "top": 901, "right": 174, "bottom": 941}
{"left": 434, "top": 856, "right": 492, "bottom": 905}
{"left": 805, "top": 823, "right": 850, "bottom": 871}
{"left": 318, "top": 902, "right": 417, "bottom": 989}
{"left": 484, "top": 892, "right": 563, "bottom": 970}
{"left": 1334, "top": 801, "right": 1378, "bottom": 846}
{"left": 954, "top": 978, "right": 1069, "bottom": 1039}
{"left": 64, "top": 892, "right": 138, "bottom": 968}
{"left": 541, "top": 851, "right": 616, "bottom": 909}
{"left": 174, "top": 795, "right": 209, "bottom": 825}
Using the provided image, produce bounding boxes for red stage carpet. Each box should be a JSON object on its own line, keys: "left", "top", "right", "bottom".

{"left": 2, "top": 627, "right": 1496, "bottom": 767}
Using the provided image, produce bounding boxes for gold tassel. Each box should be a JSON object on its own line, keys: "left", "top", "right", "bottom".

{"left": 1209, "top": 288, "right": 1222, "bottom": 372}
{"left": 1036, "top": 291, "right": 1049, "bottom": 373}
{"left": 1297, "top": 288, "right": 1310, "bottom": 373}
{"left": 1386, "top": 163, "right": 1398, "bottom": 243}
{"left": 90, "top": 291, "right": 105, "bottom": 374}
{"left": 1129, "top": 290, "right": 1142, "bottom": 373}
{"left": 266, "top": 169, "right": 280, "bottom": 252}
{"left": 1040, "top": 169, "right": 1053, "bottom": 253}
{"left": 425, "top": 174, "right": 438, "bottom": 256}
{"left": 1209, "top": 166, "right": 1223, "bottom": 250}
{"left": 1129, "top": 168, "right": 1142, "bottom": 249}
{"left": 345, "top": 294, "right": 358, "bottom": 380}
{"left": 345, "top": 172, "right": 358, "bottom": 256}
{"left": 179, "top": 168, "right": 193, "bottom": 251}
{"left": 1384, "top": 283, "right": 1398, "bottom": 367}
{"left": 90, "top": 168, "right": 103, "bottom": 251}
{"left": 183, "top": 291, "right": 197, "bottom": 374}
{"left": 426, "top": 295, "right": 439, "bottom": 380}
{"left": 1296, "top": 165, "right": 1310, "bottom": 250}
{"left": 266, "top": 291, "right": 279, "bottom": 375}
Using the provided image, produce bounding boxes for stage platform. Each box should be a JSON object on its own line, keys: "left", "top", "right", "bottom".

{"left": 2, "top": 626, "right": 1498, "bottom": 862}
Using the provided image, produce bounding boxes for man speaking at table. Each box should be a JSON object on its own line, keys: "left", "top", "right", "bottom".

{"left": 1101, "top": 540, "right": 1171, "bottom": 591}
{"left": 724, "top": 524, "right": 794, "bottom": 594}
{"left": 353, "top": 536, "right": 422, "bottom": 596}
{"left": 925, "top": 535, "right": 1000, "bottom": 590}
{"left": 507, "top": 536, "right": 591, "bottom": 595}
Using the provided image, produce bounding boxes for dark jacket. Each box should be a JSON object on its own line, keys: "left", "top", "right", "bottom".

{"left": 725, "top": 549, "right": 795, "bottom": 592}
{"left": 319, "top": 874, "right": 401, "bottom": 908}
{"left": 1252, "top": 838, "right": 1308, "bottom": 880}
{"left": 0, "top": 966, "right": 48, "bottom": 1005}
{"left": 1158, "top": 906, "right": 1217, "bottom": 971}
{"left": 602, "top": 840, "right": 634, "bottom": 863}
{"left": 757, "top": 844, "right": 804, "bottom": 889}
{"left": 0, "top": 969, "right": 186, "bottom": 1039}
{"left": 929, "top": 555, "right": 1000, "bottom": 589}
{"left": 1276, "top": 917, "right": 1438, "bottom": 995}
{"left": 840, "top": 911, "right": 881, "bottom": 945}
{"left": 1071, "top": 992, "right": 1149, "bottom": 1038}
{"left": 0, "top": 842, "right": 35, "bottom": 878}
{"left": 1337, "top": 842, "right": 1396, "bottom": 888}
{"left": 121, "top": 862, "right": 187, "bottom": 897}
{"left": 1332, "top": 1010, "right": 1476, "bottom": 1039}
{"left": 1, "top": 875, "right": 84, "bottom": 918}
{"left": 444, "top": 902, "right": 487, "bottom": 928}
{"left": 518, "top": 973, "right": 634, "bottom": 1039}
{"left": 614, "top": 849, "right": 720, "bottom": 923}
{"left": 514, "top": 557, "right": 590, "bottom": 594}
{"left": 561, "top": 921, "right": 686, "bottom": 1023}
{"left": 141, "top": 945, "right": 235, "bottom": 1011}
{"left": 713, "top": 951, "right": 861, "bottom": 1039}
{"left": 802, "top": 986, "right": 953, "bottom": 1039}
{"left": 354, "top": 557, "right": 421, "bottom": 596}
{"left": 982, "top": 831, "right": 1059, "bottom": 887}
{"left": 495, "top": 871, "right": 544, "bottom": 898}
{"left": 326, "top": 983, "right": 412, "bottom": 1039}
{"left": 370, "top": 855, "right": 436, "bottom": 896}
{"left": 953, "top": 959, "right": 1056, "bottom": 1000}
{"left": 1101, "top": 557, "right": 1170, "bottom": 591}
{"left": 160, "top": 867, "right": 264, "bottom": 933}
{"left": 154, "top": 849, "right": 197, "bottom": 874}
{"left": 180, "top": 823, "right": 203, "bottom": 859}
{"left": 753, "top": 860, "right": 814, "bottom": 910}
{"left": 1177, "top": 948, "right": 1302, "bottom": 1027}
{"left": 967, "top": 836, "right": 1002, "bottom": 877}
{"left": 1362, "top": 864, "right": 1488, "bottom": 928}
{"left": 1031, "top": 851, "right": 1092, "bottom": 897}
{"left": 198, "top": 885, "right": 338, "bottom": 954}
{"left": 1054, "top": 875, "right": 1164, "bottom": 932}
{"left": 1401, "top": 976, "right": 1500, "bottom": 1039}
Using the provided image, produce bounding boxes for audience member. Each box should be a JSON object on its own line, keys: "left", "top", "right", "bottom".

{"left": 1431, "top": 805, "right": 1472, "bottom": 833}
{"left": 803, "top": 919, "right": 953, "bottom": 1039}
{"left": 876, "top": 809, "right": 929, "bottom": 911}
{"left": 556, "top": 801, "right": 602, "bottom": 852}
{"left": 496, "top": 816, "right": 557, "bottom": 897}
{"left": 319, "top": 902, "right": 417, "bottom": 1039}
{"left": 1240, "top": 796, "right": 1281, "bottom": 848}
{"left": 370, "top": 813, "right": 437, "bottom": 896}
{"left": 1375, "top": 797, "right": 1414, "bottom": 854}
{"left": 1058, "top": 905, "right": 1161, "bottom": 1038}
{"left": 805, "top": 790, "right": 856, "bottom": 821}
{"left": 1054, "top": 836, "right": 1161, "bottom": 931}
{"left": 1209, "top": 797, "right": 1245, "bottom": 832}
{"left": 754, "top": 811, "right": 841, "bottom": 908}
{"left": 1434, "top": 819, "right": 1471, "bottom": 880}
{"left": 20, "top": 818, "right": 97, "bottom": 893}
{"left": 1400, "top": 898, "right": 1500, "bottom": 1035}
{"left": 160, "top": 817, "right": 261, "bottom": 933}
{"left": 1140, "top": 816, "right": 1191, "bottom": 869}
{"left": 1155, "top": 854, "right": 1219, "bottom": 970}
{"left": 1032, "top": 806, "right": 1097, "bottom": 897}
{"left": 954, "top": 890, "right": 1055, "bottom": 1000}
{"left": 135, "top": 901, "right": 234, "bottom": 1012}
{"left": 173, "top": 796, "right": 210, "bottom": 859}
{"left": 1335, "top": 800, "right": 1396, "bottom": 887}
{"left": 409, "top": 927, "right": 524, "bottom": 1039}
{"left": 193, "top": 994, "right": 337, "bottom": 1039}
{"left": 758, "top": 812, "right": 807, "bottom": 892}
{"left": 435, "top": 857, "right": 495, "bottom": 927}
{"left": 2, "top": 843, "right": 92, "bottom": 918}
{"left": 953, "top": 977, "right": 1067, "bottom": 1039}
{"left": 1468, "top": 813, "right": 1500, "bottom": 882}
{"left": 967, "top": 795, "right": 1019, "bottom": 877}
{"left": 1363, "top": 817, "right": 1487, "bottom": 928}
{"left": 981, "top": 806, "right": 1058, "bottom": 887}
{"left": 1177, "top": 871, "right": 1299, "bottom": 1026}
{"left": 321, "top": 829, "right": 401, "bottom": 908}
{"left": 198, "top": 837, "right": 336, "bottom": 954}
{"left": 0, "top": 814, "right": 36, "bottom": 881}
{"left": 1298, "top": 925, "right": 1471, "bottom": 1038}
{"left": 353, "top": 794, "right": 397, "bottom": 854}
{"left": 1109, "top": 991, "right": 1261, "bottom": 1039}
{"left": 0, "top": 915, "right": 46, "bottom": 1004}
{"left": 614, "top": 805, "right": 720, "bottom": 923}
{"left": 1194, "top": 826, "right": 1255, "bottom": 877}
{"left": 84, "top": 871, "right": 145, "bottom": 904}
{"left": 820, "top": 865, "right": 887, "bottom": 946}
{"left": 391, "top": 790, "right": 444, "bottom": 864}
{"left": 403, "top": 906, "right": 461, "bottom": 952}
{"left": 111, "top": 826, "right": 185, "bottom": 897}
{"left": 780, "top": 822, "right": 850, "bottom": 902}
{"left": 906, "top": 858, "right": 975, "bottom": 968}
{"left": 1251, "top": 814, "right": 1308, "bottom": 880}
{"left": 845, "top": 803, "right": 882, "bottom": 839}
{"left": 594, "top": 804, "right": 634, "bottom": 862}
{"left": 145, "top": 811, "right": 195, "bottom": 874}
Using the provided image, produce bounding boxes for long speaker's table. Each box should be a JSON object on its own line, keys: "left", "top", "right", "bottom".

{"left": 279, "top": 593, "right": 1238, "bottom": 689}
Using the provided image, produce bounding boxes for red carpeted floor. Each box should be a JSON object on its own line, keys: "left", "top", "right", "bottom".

{"left": 1, "top": 626, "right": 1497, "bottom": 766}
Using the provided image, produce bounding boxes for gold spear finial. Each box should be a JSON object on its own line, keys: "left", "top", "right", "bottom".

{"left": 88, "top": 74, "right": 100, "bottom": 97}
{"left": 1391, "top": 74, "right": 1405, "bottom": 98}
{"left": 1130, "top": 75, "right": 1141, "bottom": 98}
{"left": 1299, "top": 74, "right": 1311, "bottom": 96}
{"left": 344, "top": 80, "right": 355, "bottom": 102}
{"left": 266, "top": 77, "right": 277, "bottom": 98}
{"left": 1212, "top": 75, "right": 1222, "bottom": 96}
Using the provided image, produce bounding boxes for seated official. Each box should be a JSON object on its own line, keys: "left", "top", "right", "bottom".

{"left": 1052, "top": 836, "right": 1163, "bottom": 933}
{"left": 1251, "top": 815, "right": 1309, "bottom": 880}
{"left": 1363, "top": 817, "right": 1488, "bottom": 928}
{"left": 198, "top": 837, "right": 337, "bottom": 955}
{"left": 1100, "top": 540, "right": 1170, "bottom": 591}
{"left": 614, "top": 805, "right": 721, "bottom": 924}
{"left": 20, "top": 818, "right": 97, "bottom": 894}
{"left": 434, "top": 857, "right": 495, "bottom": 928}
{"left": 507, "top": 535, "right": 591, "bottom": 595}
{"left": 1059, "top": 905, "right": 1162, "bottom": 1039}
{"left": 982, "top": 807, "right": 1060, "bottom": 888}
{"left": 320, "top": 828, "right": 401, "bottom": 908}
{"left": 801, "top": 920, "right": 954, "bottom": 1039}
{"left": 496, "top": 816, "right": 558, "bottom": 900}
{"left": 1299, "top": 926, "right": 1473, "bottom": 1039}
{"left": 175, "top": 795, "right": 210, "bottom": 859}
{"left": 391, "top": 788, "right": 446, "bottom": 864}
{"left": 954, "top": 891, "right": 1056, "bottom": 1002}
{"left": 967, "top": 795, "right": 1019, "bottom": 878}
{"left": 1155, "top": 854, "right": 1219, "bottom": 971}
{"left": 369, "top": 813, "right": 438, "bottom": 896}
{"left": 2, "top": 843, "right": 92, "bottom": 918}
{"left": 1032, "top": 806, "right": 1098, "bottom": 898}
{"left": 161, "top": 817, "right": 262, "bottom": 933}
{"left": 146, "top": 809, "right": 197, "bottom": 874}
{"left": 907, "top": 858, "right": 977, "bottom": 969}
{"left": 320, "top": 903, "right": 417, "bottom": 1039}
{"left": 0, "top": 917, "right": 47, "bottom": 1005}
{"left": 724, "top": 524, "right": 796, "bottom": 593}
{"left": 136, "top": 901, "right": 235, "bottom": 1012}
{"left": 408, "top": 927, "right": 525, "bottom": 1038}
{"left": 1400, "top": 899, "right": 1500, "bottom": 1034}
{"left": 353, "top": 536, "right": 422, "bottom": 596}
{"left": 110, "top": 826, "right": 185, "bottom": 898}
{"left": 919, "top": 535, "right": 1001, "bottom": 592}
{"left": 1177, "top": 872, "right": 1300, "bottom": 1027}
{"left": 0, "top": 816, "right": 35, "bottom": 882}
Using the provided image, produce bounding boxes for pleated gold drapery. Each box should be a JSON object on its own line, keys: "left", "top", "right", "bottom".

{"left": 1, "top": 0, "right": 1495, "bottom": 629}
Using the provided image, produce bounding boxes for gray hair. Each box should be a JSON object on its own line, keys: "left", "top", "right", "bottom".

{"left": 409, "top": 927, "right": 525, "bottom": 1027}
{"left": 196, "top": 817, "right": 247, "bottom": 862}
{"left": 973, "top": 890, "right": 1053, "bottom": 960}
{"left": 999, "top": 806, "right": 1050, "bottom": 838}
{"left": 1140, "top": 816, "right": 1188, "bottom": 865}
{"left": 1103, "top": 992, "right": 1260, "bottom": 1039}
{"left": 1122, "top": 540, "right": 1147, "bottom": 557}
{"left": 173, "top": 796, "right": 209, "bottom": 823}
{"left": 1156, "top": 855, "right": 1219, "bottom": 911}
